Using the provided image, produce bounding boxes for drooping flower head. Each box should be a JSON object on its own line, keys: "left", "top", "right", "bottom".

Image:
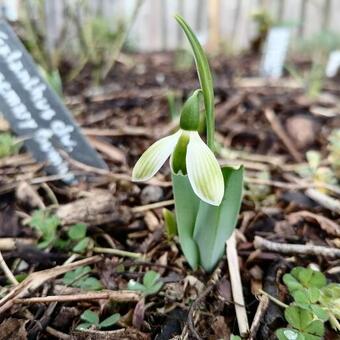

{"left": 132, "top": 90, "right": 224, "bottom": 206}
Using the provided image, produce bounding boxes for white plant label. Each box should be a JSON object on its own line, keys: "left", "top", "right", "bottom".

{"left": 260, "top": 27, "right": 291, "bottom": 79}
{"left": 325, "top": 50, "right": 340, "bottom": 77}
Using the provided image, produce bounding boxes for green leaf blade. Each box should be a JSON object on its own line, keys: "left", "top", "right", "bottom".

{"left": 99, "top": 313, "right": 120, "bottom": 328}
{"left": 68, "top": 223, "right": 87, "bottom": 240}
{"left": 127, "top": 280, "right": 146, "bottom": 293}
{"left": 162, "top": 208, "right": 177, "bottom": 238}
{"left": 76, "top": 322, "right": 92, "bottom": 330}
{"left": 175, "top": 15, "right": 215, "bottom": 149}
{"left": 172, "top": 172, "right": 200, "bottom": 270}
{"left": 80, "top": 277, "right": 103, "bottom": 291}
{"left": 80, "top": 310, "right": 99, "bottom": 326}
{"left": 143, "top": 271, "right": 160, "bottom": 288}
{"left": 73, "top": 237, "right": 90, "bottom": 253}
{"left": 276, "top": 328, "right": 304, "bottom": 340}
{"left": 193, "top": 166, "right": 244, "bottom": 272}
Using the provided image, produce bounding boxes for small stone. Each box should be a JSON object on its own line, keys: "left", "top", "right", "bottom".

{"left": 140, "top": 185, "right": 163, "bottom": 204}
{"left": 286, "top": 114, "right": 320, "bottom": 149}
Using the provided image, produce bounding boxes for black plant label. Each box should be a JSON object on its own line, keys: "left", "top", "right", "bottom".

{"left": 0, "top": 20, "right": 107, "bottom": 182}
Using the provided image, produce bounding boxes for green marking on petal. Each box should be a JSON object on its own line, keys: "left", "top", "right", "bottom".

{"left": 132, "top": 130, "right": 181, "bottom": 181}
{"left": 186, "top": 131, "right": 224, "bottom": 206}
{"left": 171, "top": 130, "right": 190, "bottom": 175}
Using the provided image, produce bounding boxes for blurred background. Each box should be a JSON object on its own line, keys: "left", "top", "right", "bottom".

{"left": 2, "top": 0, "right": 340, "bottom": 78}
{"left": 2, "top": 0, "right": 340, "bottom": 51}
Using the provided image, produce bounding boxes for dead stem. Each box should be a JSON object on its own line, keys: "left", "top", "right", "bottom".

{"left": 93, "top": 246, "right": 143, "bottom": 259}
{"left": 131, "top": 199, "right": 174, "bottom": 213}
{"left": 186, "top": 285, "right": 214, "bottom": 340}
{"left": 265, "top": 108, "right": 303, "bottom": 163}
{"left": 0, "top": 251, "right": 18, "bottom": 285}
{"left": 226, "top": 232, "right": 249, "bottom": 336}
{"left": 305, "top": 188, "right": 340, "bottom": 214}
{"left": 249, "top": 295, "right": 269, "bottom": 340}
{"left": 258, "top": 289, "right": 288, "bottom": 309}
{"left": 0, "top": 238, "right": 36, "bottom": 251}
{"left": 14, "top": 290, "right": 141, "bottom": 304}
{"left": 254, "top": 236, "right": 340, "bottom": 258}
{"left": 0, "top": 256, "right": 102, "bottom": 314}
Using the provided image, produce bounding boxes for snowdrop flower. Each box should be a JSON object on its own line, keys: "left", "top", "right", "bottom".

{"left": 132, "top": 91, "right": 224, "bottom": 206}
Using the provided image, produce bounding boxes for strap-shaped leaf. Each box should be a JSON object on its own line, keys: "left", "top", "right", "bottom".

{"left": 172, "top": 172, "right": 200, "bottom": 269}
{"left": 175, "top": 15, "right": 215, "bottom": 150}
{"left": 193, "top": 166, "right": 244, "bottom": 272}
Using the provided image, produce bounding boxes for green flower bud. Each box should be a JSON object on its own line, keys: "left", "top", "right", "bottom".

{"left": 179, "top": 90, "right": 201, "bottom": 131}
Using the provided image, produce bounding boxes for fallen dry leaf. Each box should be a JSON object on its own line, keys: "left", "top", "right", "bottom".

{"left": 288, "top": 211, "right": 340, "bottom": 237}
{"left": 0, "top": 318, "right": 27, "bottom": 340}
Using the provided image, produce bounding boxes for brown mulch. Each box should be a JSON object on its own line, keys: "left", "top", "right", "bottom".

{"left": 0, "top": 52, "right": 339, "bottom": 339}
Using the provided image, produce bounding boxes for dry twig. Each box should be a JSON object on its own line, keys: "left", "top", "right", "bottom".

{"left": 0, "top": 238, "right": 35, "bottom": 251}
{"left": 15, "top": 290, "right": 141, "bottom": 304}
{"left": 265, "top": 109, "right": 303, "bottom": 162}
{"left": 0, "top": 256, "right": 102, "bottom": 313}
{"left": 226, "top": 232, "right": 249, "bottom": 336}
{"left": 93, "top": 246, "right": 143, "bottom": 259}
{"left": 254, "top": 236, "right": 340, "bottom": 258}
{"left": 305, "top": 189, "right": 340, "bottom": 214}
{"left": 249, "top": 295, "right": 269, "bottom": 340}
{"left": 131, "top": 199, "right": 174, "bottom": 213}
{"left": 0, "top": 251, "right": 18, "bottom": 285}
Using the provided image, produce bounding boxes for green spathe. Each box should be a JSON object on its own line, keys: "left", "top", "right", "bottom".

{"left": 172, "top": 166, "right": 244, "bottom": 271}
{"left": 179, "top": 90, "right": 201, "bottom": 131}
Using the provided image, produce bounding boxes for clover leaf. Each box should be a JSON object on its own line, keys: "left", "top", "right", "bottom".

{"left": 277, "top": 266, "right": 340, "bottom": 337}
{"left": 68, "top": 223, "right": 87, "bottom": 240}
{"left": 284, "top": 267, "right": 327, "bottom": 294}
{"left": 128, "top": 270, "right": 163, "bottom": 296}
{"left": 63, "top": 266, "right": 102, "bottom": 291}
{"left": 28, "top": 210, "right": 60, "bottom": 249}
{"left": 99, "top": 313, "right": 120, "bottom": 328}
{"left": 77, "top": 310, "right": 120, "bottom": 331}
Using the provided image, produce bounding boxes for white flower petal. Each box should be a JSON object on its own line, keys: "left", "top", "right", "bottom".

{"left": 186, "top": 131, "right": 224, "bottom": 206}
{"left": 132, "top": 130, "right": 181, "bottom": 181}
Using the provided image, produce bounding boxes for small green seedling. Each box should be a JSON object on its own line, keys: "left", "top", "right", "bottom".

{"left": 28, "top": 210, "right": 60, "bottom": 249}
{"left": 67, "top": 223, "right": 91, "bottom": 253}
{"left": 27, "top": 210, "right": 92, "bottom": 253}
{"left": 63, "top": 266, "right": 102, "bottom": 291}
{"left": 277, "top": 306, "right": 325, "bottom": 340}
{"left": 230, "top": 335, "right": 242, "bottom": 340}
{"left": 162, "top": 208, "right": 177, "bottom": 239}
{"left": 275, "top": 266, "right": 340, "bottom": 339}
{"left": 297, "top": 150, "right": 337, "bottom": 193}
{"left": 0, "top": 133, "right": 21, "bottom": 158}
{"left": 128, "top": 270, "right": 163, "bottom": 296}
{"left": 77, "top": 309, "right": 120, "bottom": 330}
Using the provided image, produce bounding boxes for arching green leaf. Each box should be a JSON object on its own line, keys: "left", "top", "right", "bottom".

{"left": 175, "top": 15, "right": 215, "bottom": 150}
